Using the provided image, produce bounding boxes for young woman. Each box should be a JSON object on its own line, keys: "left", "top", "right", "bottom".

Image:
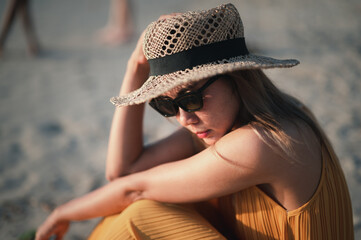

{"left": 36, "top": 4, "right": 354, "bottom": 239}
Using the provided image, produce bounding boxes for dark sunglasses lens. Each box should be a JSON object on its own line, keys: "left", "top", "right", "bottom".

{"left": 178, "top": 94, "right": 202, "bottom": 112}
{"left": 149, "top": 99, "right": 177, "bottom": 117}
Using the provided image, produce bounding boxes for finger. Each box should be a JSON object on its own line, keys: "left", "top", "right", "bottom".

{"left": 54, "top": 228, "right": 66, "bottom": 240}
{"left": 36, "top": 230, "right": 52, "bottom": 240}
{"left": 35, "top": 231, "right": 48, "bottom": 240}
{"left": 35, "top": 227, "right": 46, "bottom": 240}
{"left": 55, "top": 233, "right": 64, "bottom": 240}
{"left": 55, "top": 222, "right": 70, "bottom": 240}
{"left": 36, "top": 221, "right": 57, "bottom": 240}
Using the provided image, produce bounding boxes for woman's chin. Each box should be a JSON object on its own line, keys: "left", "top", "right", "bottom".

{"left": 202, "top": 136, "right": 219, "bottom": 146}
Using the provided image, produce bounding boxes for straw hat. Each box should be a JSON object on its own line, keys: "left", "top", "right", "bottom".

{"left": 111, "top": 3, "right": 299, "bottom": 107}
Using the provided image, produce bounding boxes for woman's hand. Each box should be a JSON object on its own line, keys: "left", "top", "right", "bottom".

{"left": 126, "top": 12, "right": 182, "bottom": 82}
{"left": 35, "top": 210, "right": 70, "bottom": 240}
{"left": 129, "top": 30, "right": 149, "bottom": 71}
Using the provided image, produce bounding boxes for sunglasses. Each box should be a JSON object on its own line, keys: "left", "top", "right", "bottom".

{"left": 149, "top": 75, "right": 221, "bottom": 117}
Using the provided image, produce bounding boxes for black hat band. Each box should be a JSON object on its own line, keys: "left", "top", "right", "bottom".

{"left": 148, "top": 37, "right": 249, "bottom": 76}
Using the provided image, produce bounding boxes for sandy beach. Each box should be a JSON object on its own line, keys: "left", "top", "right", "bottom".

{"left": 0, "top": 0, "right": 360, "bottom": 239}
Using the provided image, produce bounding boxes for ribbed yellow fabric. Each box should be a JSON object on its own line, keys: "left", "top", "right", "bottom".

{"left": 88, "top": 144, "right": 353, "bottom": 239}
{"left": 88, "top": 200, "right": 226, "bottom": 240}
{"left": 219, "top": 144, "right": 354, "bottom": 239}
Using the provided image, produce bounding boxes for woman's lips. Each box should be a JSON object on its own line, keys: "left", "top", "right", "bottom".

{"left": 196, "top": 130, "right": 209, "bottom": 138}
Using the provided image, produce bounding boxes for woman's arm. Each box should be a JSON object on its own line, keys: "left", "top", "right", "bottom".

{"left": 35, "top": 176, "right": 141, "bottom": 240}
{"left": 105, "top": 30, "right": 149, "bottom": 180}
{"left": 106, "top": 20, "right": 197, "bottom": 180}
{"left": 36, "top": 127, "right": 275, "bottom": 240}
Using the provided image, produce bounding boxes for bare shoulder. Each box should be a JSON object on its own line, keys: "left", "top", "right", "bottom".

{"left": 214, "top": 121, "right": 321, "bottom": 177}
{"left": 214, "top": 125, "right": 279, "bottom": 177}
{"left": 213, "top": 121, "right": 322, "bottom": 209}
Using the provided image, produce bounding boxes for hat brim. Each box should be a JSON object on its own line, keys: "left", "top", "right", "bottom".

{"left": 110, "top": 54, "right": 299, "bottom": 107}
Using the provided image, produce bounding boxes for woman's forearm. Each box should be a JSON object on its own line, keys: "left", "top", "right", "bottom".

{"left": 54, "top": 176, "right": 143, "bottom": 222}
{"left": 106, "top": 40, "right": 150, "bottom": 180}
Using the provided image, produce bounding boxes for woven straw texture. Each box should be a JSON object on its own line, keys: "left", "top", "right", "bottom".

{"left": 111, "top": 3, "right": 299, "bottom": 107}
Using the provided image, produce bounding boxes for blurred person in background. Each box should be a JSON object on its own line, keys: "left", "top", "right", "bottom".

{"left": 97, "top": 0, "right": 134, "bottom": 45}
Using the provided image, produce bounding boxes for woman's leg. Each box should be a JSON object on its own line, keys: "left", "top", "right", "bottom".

{"left": 88, "top": 199, "right": 226, "bottom": 240}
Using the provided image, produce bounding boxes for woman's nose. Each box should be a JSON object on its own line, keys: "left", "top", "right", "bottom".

{"left": 176, "top": 108, "right": 199, "bottom": 126}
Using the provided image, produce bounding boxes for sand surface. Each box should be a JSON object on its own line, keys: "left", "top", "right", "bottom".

{"left": 0, "top": 0, "right": 360, "bottom": 239}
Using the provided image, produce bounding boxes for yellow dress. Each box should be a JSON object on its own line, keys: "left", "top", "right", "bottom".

{"left": 88, "top": 200, "right": 226, "bottom": 240}
{"left": 219, "top": 143, "right": 354, "bottom": 239}
{"left": 88, "top": 144, "right": 354, "bottom": 240}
